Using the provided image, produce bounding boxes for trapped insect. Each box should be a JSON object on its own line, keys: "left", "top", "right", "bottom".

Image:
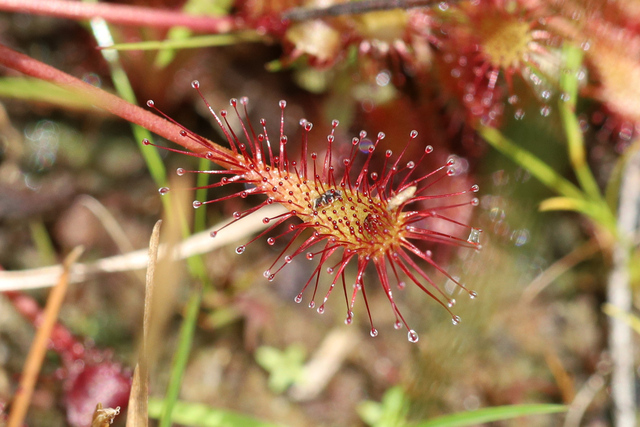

{"left": 313, "top": 189, "right": 343, "bottom": 209}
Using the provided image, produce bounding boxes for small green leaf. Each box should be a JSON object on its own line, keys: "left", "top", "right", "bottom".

{"left": 414, "top": 404, "right": 567, "bottom": 427}
{"left": 255, "top": 345, "right": 306, "bottom": 393}
{"left": 357, "top": 386, "right": 409, "bottom": 427}
{"left": 148, "top": 398, "right": 284, "bottom": 427}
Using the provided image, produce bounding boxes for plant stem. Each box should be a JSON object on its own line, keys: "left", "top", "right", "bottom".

{"left": 0, "top": 0, "right": 235, "bottom": 33}
{"left": 7, "top": 247, "right": 84, "bottom": 427}
{"left": 159, "top": 288, "right": 202, "bottom": 427}
{"left": 281, "top": 0, "right": 436, "bottom": 21}
{"left": 607, "top": 146, "right": 640, "bottom": 427}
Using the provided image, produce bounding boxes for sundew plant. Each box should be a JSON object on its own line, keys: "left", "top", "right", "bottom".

{"left": 0, "top": 0, "right": 638, "bottom": 426}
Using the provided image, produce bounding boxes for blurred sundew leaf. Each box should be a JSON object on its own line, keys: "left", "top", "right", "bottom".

{"left": 413, "top": 404, "right": 567, "bottom": 427}
{"left": 0, "top": 77, "right": 94, "bottom": 109}
{"left": 104, "top": 32, "right": 263, "bottom": 51}
{"left": 148, "top": 398, "right": 284, "bottom": 427}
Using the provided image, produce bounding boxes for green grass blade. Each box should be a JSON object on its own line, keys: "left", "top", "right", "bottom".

{"left": 414, "top": 404, "right": 567, "bottom": 427}
{"left": 0, "top": 77, "right": 94, "bottom": 109}
{"left": 479, "top": 126, "right": 583, "bottom": 200}
{"left": 159, "top": 289, "right": 203, "bottom": 427}
{"left": 105, "top": 32, "right": 262, "bottom": 51}
{"left": 558, "top": 43, "right": 603, "bottom": 202}
{"left": 194, "top": 157, "right": 212, "bottom": 233}
{"left": 88, "top": 13, "right": 169, "bottom": 189}
{"left": 88, "top": 11, "right": 214, "bottom": 427}
{"left": 539, "top": 196, "right": 594, "bottom": 213}
{"left": 148, "top": 398, "right": 284, "bottom": 427}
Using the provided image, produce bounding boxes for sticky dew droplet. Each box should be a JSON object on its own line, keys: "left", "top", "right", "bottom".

{"left": 370, "top": 328, "right": 379, "bottom": 338}
{"left": 408, "top": 330, "right": 419, "bottom": 343}
{"left": 235, "top": 245, "right": 246, "bottom": 254}
{"left": 192, "top": 200, "right": 202, "bottom": 208}
{"left": 345, "top": 311, "right": 353, "bottom": 325}
{"left": 452, "top": 316, "right": 461, "bottom": 325}
{"left": 210, "top": 231, "right": 217, "bottom": 238}
{"left": 394, "top": 321, "right": 402, "bottom": 330}
{"left": 448, "top": 299, "right": 456, "bottom": 308}
{"left": 158, "top": 187, "right": 170, "bottom": 195}
{"left": 294, "top": 293, "right": 303, "bottom": 303}
{"left": 467, "top": 228, "right": 481, "bottom": 244}
{"left": 540, "top": 105, "right": 551, "bottom": 117}
{"left": 469, "top": 290, "right": 478, "bottom": 299}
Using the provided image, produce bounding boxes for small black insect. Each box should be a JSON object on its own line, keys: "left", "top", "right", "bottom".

{"left": 313, "top": 189, "right": 343, "bottom": 209}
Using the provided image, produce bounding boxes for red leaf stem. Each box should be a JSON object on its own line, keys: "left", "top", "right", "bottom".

{"left": 0, "top": 0, "right": 236, "bottom": 33}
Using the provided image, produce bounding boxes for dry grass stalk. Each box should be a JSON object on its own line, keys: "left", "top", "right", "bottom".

{"left": 7, "top": 246, "right": 84, "bottom": 427}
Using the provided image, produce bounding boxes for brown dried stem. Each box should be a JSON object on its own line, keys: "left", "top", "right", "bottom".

{"left": 7, "top": 246, "right": 84, "bottom": 427}
{"left": 281, "top": 0, "right": 436, "bottom": 21}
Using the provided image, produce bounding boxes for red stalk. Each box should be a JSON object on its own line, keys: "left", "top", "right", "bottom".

{"left": 0, "top": 0, "right": 235, "bottom": 33}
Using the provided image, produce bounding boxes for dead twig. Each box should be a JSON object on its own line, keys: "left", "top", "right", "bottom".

{"left": 7, "top": 246, "right": 84, "bottom": 427}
